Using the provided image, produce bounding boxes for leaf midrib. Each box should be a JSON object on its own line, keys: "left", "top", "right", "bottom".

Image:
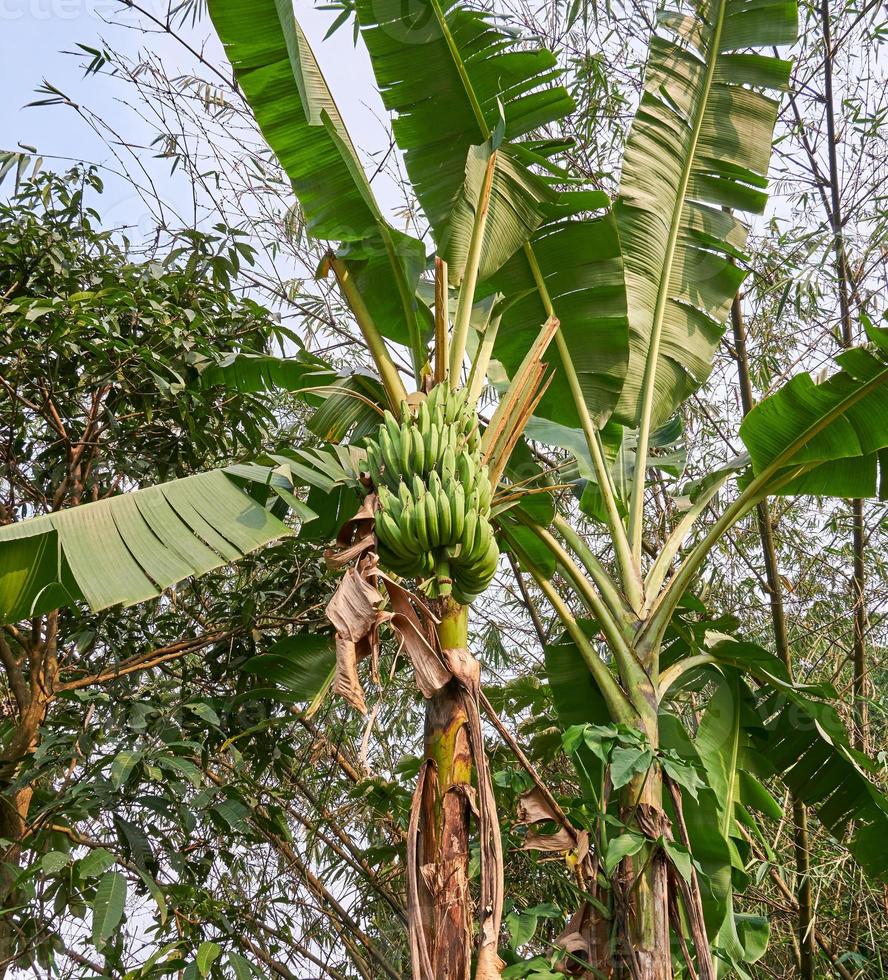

{"left": 628, "top": 0, "right": 729, "bottom": 553}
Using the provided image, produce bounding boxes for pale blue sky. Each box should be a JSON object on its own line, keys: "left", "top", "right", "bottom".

{"left": 0, "top": 1, "right": 395, "bottom": 229}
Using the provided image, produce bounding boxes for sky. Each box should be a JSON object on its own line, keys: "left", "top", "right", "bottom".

{"left": 0, "top": 1, "right": 395, "bottom": 231}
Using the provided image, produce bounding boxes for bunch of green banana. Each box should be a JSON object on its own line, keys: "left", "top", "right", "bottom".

{"left": 365, "top": 385, "right": 498, "bottom": 603}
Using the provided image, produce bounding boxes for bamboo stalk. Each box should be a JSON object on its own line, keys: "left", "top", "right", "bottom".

{"left": 819, "top": 0, "right": 868, "bottom": 757}
{"left": 731, "top": 291, "right": 816, "bottom": 978}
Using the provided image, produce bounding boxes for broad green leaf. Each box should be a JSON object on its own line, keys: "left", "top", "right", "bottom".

{"left": 110, "top": 749, "right": 142, "bottom": 790}
{"left": 663, "top": 839, "right": 694, "bottom": 884}
{"left": 355, "top": 0, "right": 573, "bottom": 248}
{"left": 609, "top": 745, "right": 654, "bottom": 789}
{"left": 199, "top": 352, "right": 388, "bottom": 445}
{"left": 196, "top": 941, "right": 221, "bottom": 977}
{"left": 695, "top": 671, "right": 744, "bottom": 840}
{"left": 611, "top": 0, "right": 797, "bottom": 430}
{"left": 737, "top": 771, "right": 782, "bottom": 821}
{"left": 211, "top": 798, "right": 252, "bottom": 832}
{"left": 355, "top": 0, "right": 629, "bottom": 424}
{"left": 751, "top": 680, "right": 888, "bottom": 881}
{"left": 659, "top": 713, "right": 732, "bottom": 938}
{"left": 185, "top": 702, "right": 222, "bottom": 726}
{"left": 490, "top": 210, "right": 630, "bottom": 428}
{"left": 604, "top": 832, "right": 645, "bottom": 874}
{"left": 498, "top": 524, "right": 557, "bottom": 580}
{"left": 739, "top": 340, "right": 888, "bottom": 497}
{"left": 207, "top": 0, "right": 429, "bottom": 353}
{"left": 243, "top": 634, "right": 336, "bottom": 701}
{"left": 0, "top": 467, "right": 293, "bottom": 624}
{"left": 41, "top": 851, "right": 70, "bottom": 874}
{"left": 228, "top": 952, "right": 254, "bottom": 980}
{"left": 91, "top": 870, "right": 127, "bottom": 949}
{"left": 113, "top": 815, "right": 155, "bottom": 872}
{"left": 77, "top": 848, "right": 116, "bottom": 880}
{"left": 197, "top": 350, "right": 336, "bottom": 399}
{"left": 506, "top": 910, "right": 539, "bottom": 949}
{"left": 305, "top": 373, "right": 386, "bottom": 444}
{"left": 544, "top": 635, "right": 611, "bottom": 798}
{"left": 158, "top": 756, "right": 203, "bottom": 787}
{"left": 690, "top": 638, "right": 888, "bottom": 882}
{"left": 208, "top": 0, "right": 376, "bottom": 240}
{"left": 443, "top": 141, "right": 556, "bottom": 286}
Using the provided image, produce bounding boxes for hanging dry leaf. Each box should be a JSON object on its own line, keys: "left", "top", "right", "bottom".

{"left": 325, "top": 548, "right": 385, "bottom": 714}
{"left": 333, "top": 635, "right": 368, "bottom": 714}
{"left": 325, "top": 566, "right": 383, "bottom": 641}
{"left": 522, "top": 826, "right": 578, "bottom": 853}
{"left": 516, "top": 787, "right": 559, "bottom": 825}
{"left": 383, "top": 577, "right": 452, "bottom": 698}
{"left": 517, "top": 788, "right": 588, "bottom": 859}
{"left": 443, "top": 645, "right": 480, "bottom": 687}
{"left": 325, "top": 493, "right": 378, "bottom": 568}
{"left": 554, "top": 905, "right": 614, "bottom": 978}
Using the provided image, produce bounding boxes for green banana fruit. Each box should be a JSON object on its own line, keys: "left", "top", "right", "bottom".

{"left": 363, "top": 383, "right": 498, "bottom": 599}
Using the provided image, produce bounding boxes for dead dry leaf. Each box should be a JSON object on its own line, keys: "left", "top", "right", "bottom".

{"left": 325, "top": 566, "right": 383, "bottom": 641}
{"left": 333, "top": 635, "right": 367, "bottom": 714}
{"left": 516, "top": 787, "right": 559, "bottom": 826}
{"left": 522, "top": 826, "right": 578, "bottom": 852}
{"left": 383, "top": 578, "right": 452, "bottom": 698}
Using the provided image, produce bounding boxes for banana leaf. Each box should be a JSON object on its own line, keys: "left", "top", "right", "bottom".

{"left": 610, "top": 0, "right": 796, "bottom": 429}
{"left": 0, "top": 467, "right": 299, "bottom": 623}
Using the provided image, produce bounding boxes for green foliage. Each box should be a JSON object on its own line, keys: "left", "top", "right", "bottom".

{"left": 740, "top": 327, "right": 888, "bottom": 497}
{"left": 611, "top": 0, "right": 795, "bottom": 429}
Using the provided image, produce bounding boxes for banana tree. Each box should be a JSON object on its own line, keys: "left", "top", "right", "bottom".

{"left": 5, "top": 0, "right": 888, "bottom": 977}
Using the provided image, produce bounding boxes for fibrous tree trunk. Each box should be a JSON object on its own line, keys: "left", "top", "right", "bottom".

{"left": 619, "top": 693, "right": 671, "bottom": 980}
{"left": 408, "top": 601, "right": 503, "bottom": 980}
{"left": 0, "top": 614, "right": 59, "bottom": 977}
{"left": 419, "top": 679, "right": 473, "bottom": 980}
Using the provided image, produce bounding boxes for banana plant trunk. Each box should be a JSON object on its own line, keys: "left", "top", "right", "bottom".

{"left": 620, "top": 684, "right": 671, "bottom": 979}
{"left": 413, "top": 603, "right": 475, "bottom": 980}
{"left": 623, "top": 773, "right": 671, "bottom": 978}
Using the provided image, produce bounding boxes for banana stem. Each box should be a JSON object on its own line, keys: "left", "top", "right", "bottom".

{"left": 528, "top": 568, "right": 637, "bottom": 725}
{"left": 521, "top": 522, "right": 648, "bottom": 693}
{"left": 522, "top": 243, "right": 644, "bottom": 612}
{"left": 380, "top": 225, "right": 426, "bottom": 386}
{"left": 328, "top": 255, "right": 408, "bottom": 410}
{"left": 434, "top": 257, "right": 450, "bottom": 385}
{"left": 449, "top": 152, "right": 497, "bottom": 384}
{"left": 466, "top": 313, "right": 501, "bottom": 404}
{"left": 552, "top": 514, "right": 634, "bottom": 626}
